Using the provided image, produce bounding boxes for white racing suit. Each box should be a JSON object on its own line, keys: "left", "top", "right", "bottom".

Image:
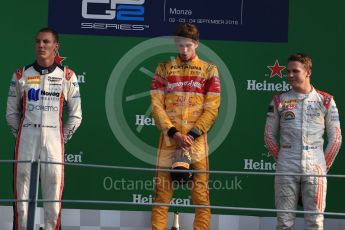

{"left": 6, "top": 62, "right": 82, "bottom": 230}
{"left": 264, "top": 87, "right": 342, "bottom": 230}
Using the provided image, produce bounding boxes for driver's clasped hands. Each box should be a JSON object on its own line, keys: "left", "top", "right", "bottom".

{"left": 173, "top": 132, "right": 194, "bottom": 152}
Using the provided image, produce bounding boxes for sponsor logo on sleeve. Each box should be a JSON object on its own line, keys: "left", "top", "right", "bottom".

{"left": 8, "top": 89, "right": 17, "bottom": 97}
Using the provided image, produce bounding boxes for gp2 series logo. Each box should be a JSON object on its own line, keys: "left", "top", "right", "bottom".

{"left": 82, "top": 0, "right": 145, "bottom": 21}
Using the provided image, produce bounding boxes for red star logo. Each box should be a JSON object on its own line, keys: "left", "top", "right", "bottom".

{"left": 55, "top": 51, "right": 66, "bottom": 65}
{"left": 267, "top": 60, "right": 286, "bottom": 78}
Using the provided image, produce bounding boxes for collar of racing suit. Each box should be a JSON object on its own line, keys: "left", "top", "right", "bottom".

{"left": 292, "top": 86, "right": 315, "bottom": 100}
{"left": 176, "top": 55, "right": 199, "bottom": 64}
{"left": 33, "top": 61, "right": 57, "bottom": 75}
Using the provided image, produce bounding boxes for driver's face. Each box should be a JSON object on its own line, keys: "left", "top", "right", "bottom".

{"left": 175, "top": 38, "right": 198, "bottom": 61}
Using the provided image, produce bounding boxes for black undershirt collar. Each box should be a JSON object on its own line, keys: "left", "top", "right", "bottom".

{"left": 33, "top": 61, "right": 57, "bottom": 75}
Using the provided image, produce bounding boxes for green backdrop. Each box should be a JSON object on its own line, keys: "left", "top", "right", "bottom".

{"left": 1, "top": 0, "right": 344, "bottom": 218}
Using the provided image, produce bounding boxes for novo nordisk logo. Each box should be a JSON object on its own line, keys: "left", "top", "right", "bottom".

{"left": 82, "top": 0, "right": 145, "bottom": 21}
{"left": 28, "top": 88, "right": 40, "bottom": 101}
{"left": 41, "top": 90, "right": 60, "bottom": 97}
{"left": 28, "top": 88, "right": 60, "bottom": 101}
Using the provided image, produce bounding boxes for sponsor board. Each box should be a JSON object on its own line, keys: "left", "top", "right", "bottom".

{"left": 247, "top": 80, "right": 290, "bottom": 92}
{"left": 247, "top": 59, "right": 291, "bottom": 92}
{"left": 65, "top": 151, "right": 84, "bottom": 163}
{"left": 244, "top": 158, "right": 276, "bottom": 171}
{"left": 133, "top": 194, "right": 191, "bottom": 206}
{"left": 49, "top": 0, "right": 289, "bottom": 42}
{"left": 135, "top": 115, "right": 155, "bottom": 126}
{"left": 77, "top": 73, "right": 86, "bottom": 83}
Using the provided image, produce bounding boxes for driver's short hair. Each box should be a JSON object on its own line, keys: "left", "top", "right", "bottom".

{"left": 288, "top": 53, "right": 312, "bottom": 71}
{"left": 37, "top": 27, "right": 59, "bottom": 43}
{"left": 175, "top": 23, "right": 199, "bottom": 42}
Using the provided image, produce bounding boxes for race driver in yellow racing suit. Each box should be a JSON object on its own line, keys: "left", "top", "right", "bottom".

{"left": 150, "top": 23, "right": 221, "bottom": 230}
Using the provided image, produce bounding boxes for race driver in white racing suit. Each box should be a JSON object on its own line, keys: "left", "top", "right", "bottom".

{"left": 264, "top": 53, "right": 342, "bottom": 230}
{"left": 6, "top": 28, "right": 82, "bottom": 230}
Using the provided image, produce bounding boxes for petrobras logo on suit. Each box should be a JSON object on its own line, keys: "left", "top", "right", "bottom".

{"left": 81, "top": 0, "right": 149, "bottom": 31}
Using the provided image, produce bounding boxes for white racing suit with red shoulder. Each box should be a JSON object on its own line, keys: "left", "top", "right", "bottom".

{"left": 6, "top": 62, "right": 82, "bottom": 230}
{"left": 264, "top": 88, "right": 342, "bottom": 230}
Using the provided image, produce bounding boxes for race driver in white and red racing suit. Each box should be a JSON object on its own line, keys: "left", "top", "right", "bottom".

{"left": 265, "top": 53, "right": 342, "bottom": 230}
{"left": 6, "top": 28, "right": 82, "bottom": 230}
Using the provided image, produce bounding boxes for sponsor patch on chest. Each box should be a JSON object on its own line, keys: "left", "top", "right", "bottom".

{"left": 283, "top": 111, "right": 295, "bottom": 120}
{"left": 27, "top": 75, "right": 41, "bottom": 84}
{"left": 283, "top": 99, "right": 297, "bottom": 110}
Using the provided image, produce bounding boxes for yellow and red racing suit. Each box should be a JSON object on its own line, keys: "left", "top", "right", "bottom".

{"left": 150, "top": 56, "right": 221, "bottom": 230}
